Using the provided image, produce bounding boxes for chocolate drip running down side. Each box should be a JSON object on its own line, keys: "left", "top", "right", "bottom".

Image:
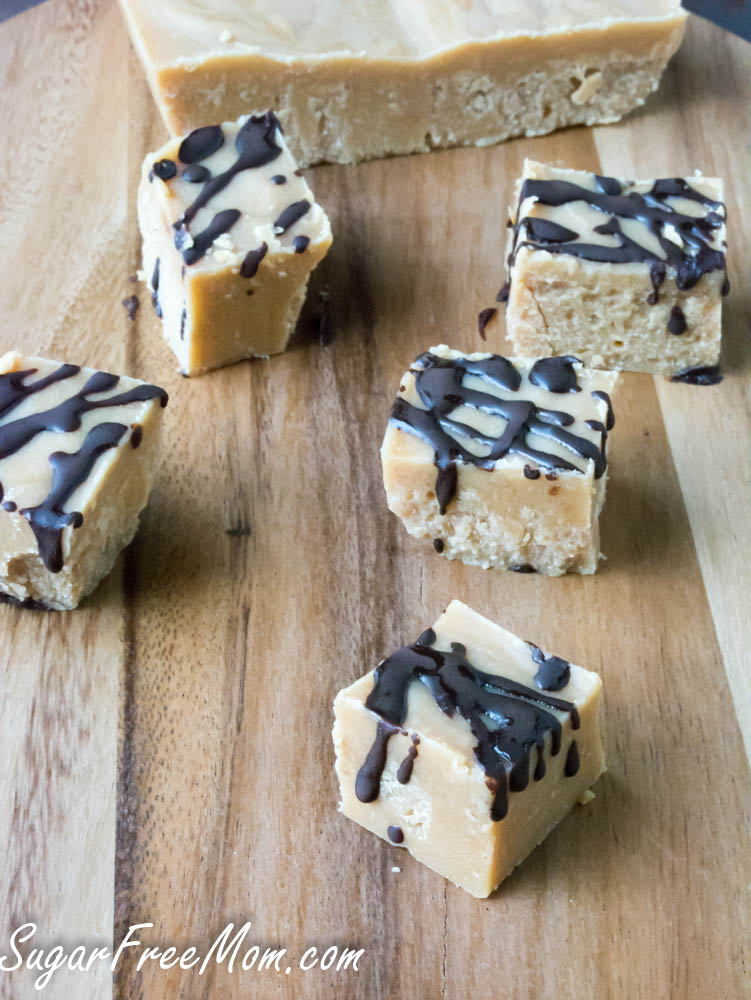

{"left": 511, "top": 174, "right": 728, "bottom": 294}
{"left": 355, "top": 628, "right": 580, "bottom": 822}
{"left": 0, "top": 366, "right": 167, "bottom": 572}
{"left": 390, "top": 352, "right": 609, "bottom": 515}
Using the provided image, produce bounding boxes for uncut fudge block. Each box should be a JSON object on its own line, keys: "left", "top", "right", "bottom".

{"left": 333, "top": 600, "right": 605, "bottom": 898}
{"left": 0, "top": 352, "right": 167, "bottom": 610}
{"left": 505, "top": 159, "right": 728, "bottom": 376}
{"left": 119, "top": 0, "right": 686, "bottom": 167}
{"left": 138, "top": 111, "right": 332, "bottom": 376}
{"left": 381, "top": 346, "right": 618, "bottom": 576}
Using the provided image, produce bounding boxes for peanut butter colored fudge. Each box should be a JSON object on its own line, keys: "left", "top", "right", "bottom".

{"left": 0, "top": 352, "right": 167, "bottom": 610}
{"left": 138, "top": 111, "right": 332, "bottom": 376}
{"left": 505, "top": 160, "right": 728, "bottom": 376}
{"left": 333, "top": 600, "right": 605, "bottom": 898}
{"left": 119, "top": 0, "right": 686, "bottom": 166}
{"left": 381, "top": 346, "right": 617, "bottom": 576}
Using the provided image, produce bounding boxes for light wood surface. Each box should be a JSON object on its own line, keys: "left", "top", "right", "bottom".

{"left": 0, "top": 4, "right": 749, "bottom": 998}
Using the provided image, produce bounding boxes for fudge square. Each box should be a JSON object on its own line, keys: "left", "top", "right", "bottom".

{"left": 138, "top": 111, "right": 332, "bottom": 376}
{"left": 0, "top": 351, "right": 167, "bottom": 610}
{"left": 333, "top": 600, "right": 605, "bottom": 898}
{"left": 505, "top": 159, "right": 728, "bottom": 375}
{"left": 381, "top": 346, "right": 618, "bottom": 576}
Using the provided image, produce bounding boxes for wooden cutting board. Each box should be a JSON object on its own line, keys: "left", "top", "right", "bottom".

{"left": 0, "top": 4, "right": 749, "bottom": 998}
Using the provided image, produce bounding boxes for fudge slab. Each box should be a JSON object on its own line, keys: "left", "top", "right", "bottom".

{"left": 138, "top": 111, "right": 332, "bottom": 376}
{"left": 0, "top": 352, "right": 167, "bottom": 610}
{"left": 333, "top": 600, "right": 605, "bottom": 898}
{"left": 381, "top": 346, "right": 618, "bottom": 576}
{"left": 505, "top": 159, "right": 728, "bottom": 375}
{"left": 120, "top": 0, "right": 686, "bottom": 166}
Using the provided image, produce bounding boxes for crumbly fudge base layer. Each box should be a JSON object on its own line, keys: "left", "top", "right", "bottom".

{"left": 396, "top": 493, "right": 602, "bottom": 576}
{"left": 0, "top": 413, "right": 162, "bottom": 611}
{"left": 144, "top": 26, "right": 684, "bottom": 165}
{"left": 506, "top": 250, "right": 724, "bottom": 375}
{"left": 383, "top": 440, "right": 607, "bottom": 575}
{"left": 391, "top": 486, "right": 603, "bottom": 576}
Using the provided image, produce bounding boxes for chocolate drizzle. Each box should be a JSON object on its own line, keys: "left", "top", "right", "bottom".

{"left": 390, "top": 352, "right": 608, "bottom": 515}
{"left": 432, "top": 537, "right": 444, "bottom": 554}
{"left": 172, "top": 112, "right": 283, "bottom": 260}
{"left": 0, "top": 366, "right": 167, "bottom": 572}
{"left": 240, "top": 242, "right": 268, "bottom": 279}
{"left": 529, "top": 356, "right": 582, "bottom": 393}
{"left": 293, "top": 235, "right": 310, "bottom": 254}
{"left": 396, "top": 737, "right": 419, "bottom": 784}
{"left": 511, "top": 174, "right": 727, "bottom": 292}
{"left": 387, "top": 826, "right": 404, "bottom": 844}
{"left": 150, "top": 159, "right": 176, "bottom": 182}
{"left": 529, "top": 643, "right": 571, "bottom": 691}
{"left": 181, "top": 209, "right": 241, "bottom": 266}
{"left": 670, "top": 365, "right": 723, "bottom": 386}
{"left": 178, "top": 124, "right": 224, "bottom": 164}
{"left": 477, "top": 307, "right": 497, "bottom": 339}
{"left": 273, "top": 200, "right": 310, "bottom": 234}
{"left": 356, "top": 628, "right": 580, "bottom": 822}
{"left": 667, "top": 305, "right": 687, "bottom": 335}
{"left": 496, "top": 282, "right": 510, "bottom": 303}
{"left": 182, "top": 164, "right": 211, "bottom": 184}
{"left": 150, "top": 258, "right": 161, "bottom": 317}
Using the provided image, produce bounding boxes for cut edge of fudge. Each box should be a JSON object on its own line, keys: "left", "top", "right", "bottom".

{"left": 0, "top": 351, "right": 168, "bottom": 610}
{"left": 381, "top": 345, "right": 619, "bottom": 576}
{"left": 332, "top": 599, "right": 606, "bottom": 897}
{"left": 120, "top": 0, "right": 686, "bottom": 166}
{"left": 138, "top": 111, "right": 332, "bottom": 376}
{"left": 504, "top": 159, "right": 728, "bottom": 375}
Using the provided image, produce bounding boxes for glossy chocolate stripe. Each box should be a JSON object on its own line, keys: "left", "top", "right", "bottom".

{"left": 357, "top": 632, "right": 579, "bottom": 822}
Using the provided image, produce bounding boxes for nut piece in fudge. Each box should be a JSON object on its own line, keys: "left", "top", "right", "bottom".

{"left": 381, "top": 346, "right": 617, "bottom": 576}
{"left": 0, "top": 352, "right": 168, "bottom": 610}
{"left": 138, "top": 111, "right": 332, "bottom": 376}
{"left": 505, "top": 159, "right": 728, "bottom": 376}
{"left": 120, "top": 0, "right": 685, "bottom": 167}
{"left": 332, "top": 600, "right": 605, "bottom": 898}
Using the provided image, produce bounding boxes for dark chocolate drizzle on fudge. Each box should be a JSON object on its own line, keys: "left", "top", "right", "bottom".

{"left": 0, "top": 366, "right": 167, "bottom": 572}
{"left": 529, "top": 643, "right": 571, "bottom": 692}
{"left": 178, "top": 124, "right": 224, "bottom": 164}
{"left": 182, "top": 164, "right": 212, "bottom": 184}
{"left": 355, "top": 627, "right": 580, "bottom": 822}
{"left": 181, "top": 209, "right": 241, "bottom": 266}
{"left": 387, "top": 825, "right": 404, "bottom": 844}
{"left": 150, "top": 258, "right": 161, "bottom": 317}
{"left": 150, "top": 159, "right": 177, "bottom": 183}
{"left": 273, "top": 200, "right": 310, "bottom": 234}
{"left": 667, "top": 305, "right": 687, "bottom": 335}
{"left": 396, "top": 736, "right": 419, "bottom": 784}
{"left": 390, "top": 352, "right": 609, "bottom": 515}
{"left": 241, "top": 242, "right": 268, "bottom": 279}
{"left": 172, "top": 112, "right": 284, "bottom": 263}
{"left": 529, "top": 356, "right": 582, "bottom": 393}
{"left": 293, "top": 235, "right": 310, "bottom": 254}
{"left": 511, "top": 174, "right": 727, "bottom": 293}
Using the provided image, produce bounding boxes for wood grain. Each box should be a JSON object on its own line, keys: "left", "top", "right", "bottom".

{"left": 0, "top": 5, "right": 749, "bottom": 999}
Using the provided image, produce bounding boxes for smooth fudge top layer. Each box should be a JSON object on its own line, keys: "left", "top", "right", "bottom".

{"left": 355, "top": 599, "right": 599, "bottom": 823}
{"left": 388, "top": 345, "right": 616, "bottom": 514}
{"left": 509, "top": 159, "right": 727, "bottom": 294}
{"left": 122, "top": 0, "right": 686, "bottom": 66}
{"left": 143, "top": 111, "right": 330, "bottom": 272}
{"left": 0, "top": 353, "right": 167, "bottom": 573}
